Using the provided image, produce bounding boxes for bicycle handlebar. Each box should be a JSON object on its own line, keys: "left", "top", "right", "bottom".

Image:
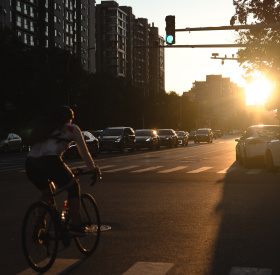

{"left": 72, "top": 166, "right": 102, "bottom": 186}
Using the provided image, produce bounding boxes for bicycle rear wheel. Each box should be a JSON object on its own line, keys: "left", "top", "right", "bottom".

{"left": 21, "top": 201, "right": 59, "bottom": 273}
{"left": 75, "top": 193, "right": 100, "bottom": 255}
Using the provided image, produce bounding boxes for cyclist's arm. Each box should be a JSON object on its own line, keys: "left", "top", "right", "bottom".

{"left": 72, "top": 124, "right": 96, "bottom": 172}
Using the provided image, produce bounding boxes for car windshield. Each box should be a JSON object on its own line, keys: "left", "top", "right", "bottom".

{"left": 176, "top": 132, "right": 184, "bottom": 135}
{"left": 102, "top": 128, "right": 123, "bottom": 136}
{"left": 255, "top": 126, "right": 280, "bottom": 137}
{"left": 135, "top": 130, "right": 152, "bottom": 136}
{"left": 196, "top": 129, "right": 208, "bottom": 134}
{"left": 157, "top": 130, "right": 170, "bottom": 135}
{"left": 0, "top": 133, "right": 8, "bottom": 140}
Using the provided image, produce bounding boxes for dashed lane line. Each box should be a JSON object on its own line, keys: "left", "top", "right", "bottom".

{"left": 105, "top": 165, "right": 138, "bottom": 173}
{"left": 17, "top": 258, "right": 83, "bottom": 275}
{"left": 122, "top": 262, "right": 174, "bottom": 275}
{"left": 229, "top": 267, "right": 272, "bottom": 275}
{"left": 246, "top": 169, "right": 262, "bottom": 174}
{"left": 157, "top": 166, "right": 188, "bottom": 173}
{"left": 187, "top": 167, "right": 212, "bottom": 173}
{"left": 131, "top": 166, "right": 164, "bottom": 173}
{"left": 217, "top": 167, "right": 238, "bottom": 174}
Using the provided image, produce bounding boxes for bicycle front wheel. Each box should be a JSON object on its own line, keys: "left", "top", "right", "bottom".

{"left": 75, "top": 193, "right": 101, "bottom": 256}
{"left": 21, "top": 201, "right": 59, "bottom": 273}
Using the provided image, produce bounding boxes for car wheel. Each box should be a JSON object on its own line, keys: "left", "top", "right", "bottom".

{"left": 265, "top": 151, "right": 277, "bottom": 172}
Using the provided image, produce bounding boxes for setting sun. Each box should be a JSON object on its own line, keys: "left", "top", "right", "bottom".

{"left": 245, "top": 78, "right": 273, "bottom": 105}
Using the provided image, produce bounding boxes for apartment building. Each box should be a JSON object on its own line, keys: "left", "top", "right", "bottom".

{"left": 95, "top": 1, "right": 165, "bottom": 94}
{"left": 188, "top": 75, "right": 246, "bottom": 129}
{"left": 0, "top": 0, "right": 96, "bottom": 73}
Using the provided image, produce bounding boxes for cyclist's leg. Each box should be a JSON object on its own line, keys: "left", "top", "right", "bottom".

{"left": 26, "top": 157, "right": 52, "bottom": 225}
{"left": 46, "top": 156, "right": 82, "bottom": 228}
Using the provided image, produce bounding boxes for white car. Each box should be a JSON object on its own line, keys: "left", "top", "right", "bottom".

{"left": 264, "top": 134, "right": 280, "bottom": 171}
{"left": 235, "top": 125, "right": 280, "bottom": 168}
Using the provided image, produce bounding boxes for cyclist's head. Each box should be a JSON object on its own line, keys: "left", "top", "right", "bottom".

{"left": 53, "top": 105, "right": 74, "bottom": 123}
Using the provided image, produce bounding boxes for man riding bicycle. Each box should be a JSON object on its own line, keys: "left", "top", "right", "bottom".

{"left": 25, "top": 105, "right": 100, "bottom": 236}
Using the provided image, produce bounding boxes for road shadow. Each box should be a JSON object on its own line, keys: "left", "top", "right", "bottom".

{"left": 209, "top": 161, "right": 280, "bottom": 275}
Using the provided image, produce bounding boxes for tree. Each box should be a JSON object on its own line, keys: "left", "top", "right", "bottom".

{"left": 230, "top": 0, "right": 280, "bottom": 111}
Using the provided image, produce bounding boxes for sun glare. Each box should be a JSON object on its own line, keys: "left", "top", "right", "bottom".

{"left": 245, "top": 78, "right": 273, "bottom": 105}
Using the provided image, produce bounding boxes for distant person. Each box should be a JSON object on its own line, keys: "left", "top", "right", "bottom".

{"left": 25, "top": 105, "right": 100, "bottom": 235}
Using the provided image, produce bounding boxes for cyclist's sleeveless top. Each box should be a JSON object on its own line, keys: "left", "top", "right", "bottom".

{"left": 27, "top": 123, "right": 95, "bottom": 171}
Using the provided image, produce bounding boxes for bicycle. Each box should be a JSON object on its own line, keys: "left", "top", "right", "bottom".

{"left": 21, "top": 167, "right": 102, "bottom": 273}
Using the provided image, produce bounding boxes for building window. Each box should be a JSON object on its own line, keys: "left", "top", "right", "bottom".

{"left": 16, "top": 1, "right": 21, "bottom": 11}
{"left": 16, "top": 16, "right": 22, "bottom": 27}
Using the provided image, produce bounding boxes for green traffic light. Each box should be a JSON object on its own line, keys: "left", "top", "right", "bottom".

{"left": 166, "top": 35, "right": 174, "bottom": 44}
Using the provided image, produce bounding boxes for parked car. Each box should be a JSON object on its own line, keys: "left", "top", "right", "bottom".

{"left": 135, "top": 129, "right": 160, "bottom": 150}
{"left": 64, "top": 131, "right": 99, "bottom": 157}
{"left": 213, "top": 130, "right": 222, "bottom": 138}
{"left": 195, "top": 128, "right": 213, "bottom": 143}
{"left": 235, "top": 125, "right": 280, "bottom": 168}
{"left": 264, "top": 134, "right": 280, "bottom": 171}
{"left": 175, "top": 131, "right": 189, "bottom": 146}
{"left": 88, "top": 130, "right": 103, "bottom": 138}
{"left": 0, "top": 133, "right": 23, "bottom": 153}
{"left": 157, "top": 129, "right": 178, "bottom": 148}
{"left": 188, "top": 131, "right": 197, "bottom": 141}
{"left": 98, "top": 127, "right": 135, "bottom": 153}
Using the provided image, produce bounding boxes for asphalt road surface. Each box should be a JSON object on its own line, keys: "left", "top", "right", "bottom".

{"left": 1, "top": 136, "right": 280, "bottom": 275}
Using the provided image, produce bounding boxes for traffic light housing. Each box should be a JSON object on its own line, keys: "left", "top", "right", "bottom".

{"left": 165, "top": 15, "right": 175, "bottom": 45}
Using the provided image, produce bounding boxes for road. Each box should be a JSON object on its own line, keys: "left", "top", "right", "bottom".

{"left": 1, "top": 136, "right": 280, "bottom": 275}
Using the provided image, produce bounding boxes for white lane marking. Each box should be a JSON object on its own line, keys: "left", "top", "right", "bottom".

{"left": 217, "top": 167, "right": 237, "bottom": 174}
{"left": 18, "top": 258, "right": 82, "bottom": 275}
{"left": 123, "top": 262, "right": 174, "bottom": 275}
{"left": 229, "top": 267, "right": 272, "bottom": 275}
{"left": 105, "top": 165, "right": 138, "bottom": 173}
{"left": 157, "top": 166, "right": 188, "bottom": 173}
{"left": 246, "top": 169, "right": 262, "bottom": 174}
{"left": 187, "top": 167, "right": 212, "bottom": 173}
{"left": 131, "top": 166, "right": 163, "bottom": 173}
{"left": 100, "top": 165, "right": 116, "bottom": 170}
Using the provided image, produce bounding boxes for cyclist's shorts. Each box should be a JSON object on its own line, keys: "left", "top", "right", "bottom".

{"left": 26, "top": 155, "right": 74, "bottom": 191}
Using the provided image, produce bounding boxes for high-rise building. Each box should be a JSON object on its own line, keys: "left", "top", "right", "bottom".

{"left": 188, "top": 75, "right": 246, "bottom": 129}
{"left": 95, "top": 1, "right": 127, "bottom": 77}
{"left": 149, "top": 24, "right": 165, "bottom": 93}
{"left": 95, "top": 1, "right": 165, "bottom": 94}
{"left": 0, "top": 0, "right": 96, "bottom": 73}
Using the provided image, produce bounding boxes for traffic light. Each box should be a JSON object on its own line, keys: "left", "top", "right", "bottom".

{"left": 165, "top": 15, "right": 175, "bottom": 45}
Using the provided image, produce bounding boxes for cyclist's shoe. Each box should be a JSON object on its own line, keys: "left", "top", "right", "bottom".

{"left": 68, "top": 224, "right": 86, "bottom": 236}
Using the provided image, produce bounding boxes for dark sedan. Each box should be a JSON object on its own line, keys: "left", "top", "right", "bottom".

{"left": 157, "top": 129, "right": 178, "bottom": 148}
{"left": 176, "top": 131, "right": 189, "bottom": 146}
{"left": 135, "top": 129, "right": 160, "bottom": 150}
{"left": 64, "top": 131, "right": 99, "bottom": 157}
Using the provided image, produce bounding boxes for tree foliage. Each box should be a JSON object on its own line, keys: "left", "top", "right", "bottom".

{"left": 230, "top": 0, "right": 280, "bottom": 110}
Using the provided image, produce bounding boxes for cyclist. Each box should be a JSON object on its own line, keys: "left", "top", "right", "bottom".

{"left": 25, "top": 105, "right": 100, "bottom": 236}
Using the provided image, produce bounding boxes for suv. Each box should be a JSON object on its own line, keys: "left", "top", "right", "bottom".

{"left": 98, "top": 127, "right": 135, "bottom": 153}
{"left": 157, "top": 129, "right": 178, "bottom": 148}
{"left": 195, "top": 128, "right": 213, "bottom": 143}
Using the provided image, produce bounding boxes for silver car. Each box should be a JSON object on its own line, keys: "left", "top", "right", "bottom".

{"left": 236, "top": 125, "right": 280, "bottom": 168}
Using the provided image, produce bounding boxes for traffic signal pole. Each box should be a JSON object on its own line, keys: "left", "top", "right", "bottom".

{"left": 162, "top": 22, "right": 280, "bottom": 48}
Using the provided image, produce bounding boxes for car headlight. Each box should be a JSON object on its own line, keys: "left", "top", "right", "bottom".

{"left": 146, "top": 138, "right": 152, "bottom": 141}
{"left": 115, "top": 137, "right": 122, "bottom": 142}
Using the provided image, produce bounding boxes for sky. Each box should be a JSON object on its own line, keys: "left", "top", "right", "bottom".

{"left": 95, "top": 0, "right": 247, "bottom": 95}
